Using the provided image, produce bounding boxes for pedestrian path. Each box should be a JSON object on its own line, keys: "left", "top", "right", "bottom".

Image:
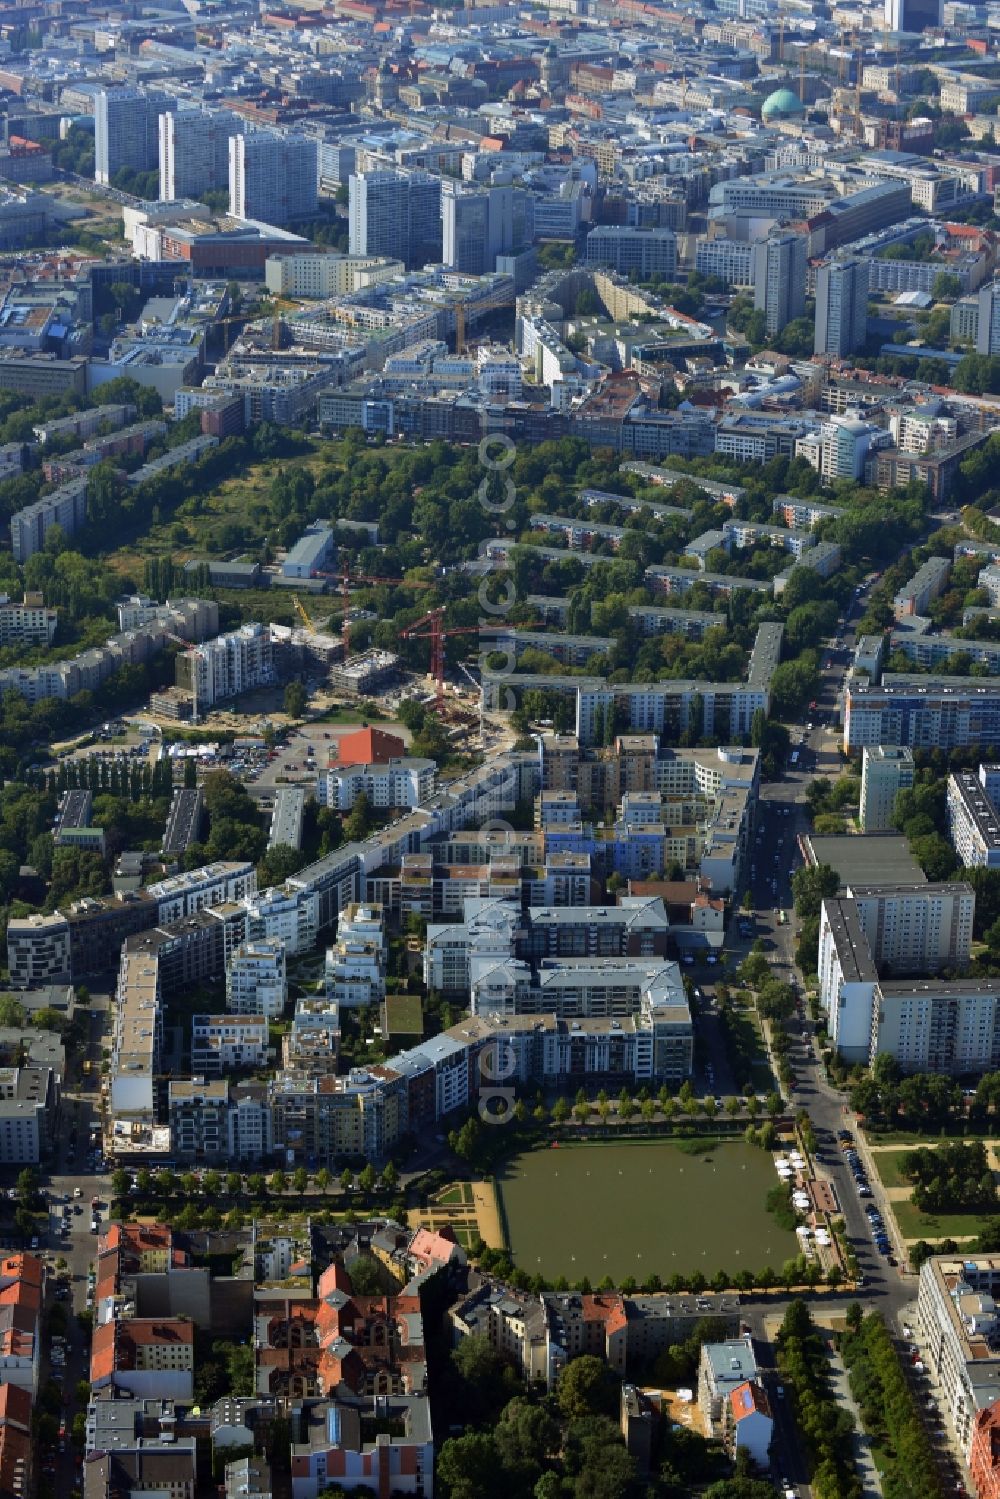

{"left": 827, "top": 1346, "right": 884, "bottom": 1499}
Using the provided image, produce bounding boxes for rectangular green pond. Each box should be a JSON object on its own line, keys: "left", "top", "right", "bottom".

{"left": 496, "top": 1138, "right": 797, "bottom": 1282}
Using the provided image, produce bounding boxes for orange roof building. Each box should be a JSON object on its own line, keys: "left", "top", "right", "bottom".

{"left": 972, "top": 1401, "right": 1000, "bottom": 1499}
{"left": 332, "top": 726, "right": 405, "bottom": 766}
{"left": 91, "top": 1318, "right": 195, "bottom": 1400}
{"left": 0, "top": 1383, "right": 31, "bottom": 1499}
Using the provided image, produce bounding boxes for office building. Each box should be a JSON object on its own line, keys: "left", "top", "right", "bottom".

{"left": 584, "top": 227, "right": 678, "bottom": 280}
{"left": 814, "top": 257, "right": 869, "bottom": 357}
{"left": 752, "top": 232, "right": 807, "bottom": 338}
{"left": 348, "top": 171, "right": 442, "bottom": 271}
{"left": 694, "top": 237, "right": 754, "bottom": 288}
{"left": 859, "top": 745, "right": 914, "bottom": 832}
{"left": 884, "top": 0, "right": 943, "bottom": 29}
{"left": 229, "top": 133, "right": 317, "bottom": 226}
{"left": 160, "top": 109, "right": 246, "bottom": 202}
{"left": 441, "top": 184, "right": 533, "bottom": 275}
{"left": 96, "top": 89, "right": 173, "bottom": 186}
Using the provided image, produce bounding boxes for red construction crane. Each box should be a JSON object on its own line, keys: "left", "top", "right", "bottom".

{"left": 400, "top": 608, "right": 485, "bottom": 712}
{"left": 335, "top": 569, "right": 432, "bottom": 655}
{"left": 401, "top": 609, "right": 541, "bottom": 712}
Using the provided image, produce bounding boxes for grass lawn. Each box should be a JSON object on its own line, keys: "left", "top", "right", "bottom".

{"left": 868, "top": 1149, "right": 917, "bottom": 1190}
{"left": 497, "top": 1137, "right": 796, "bottom": 1281}
{"left": 383, "top": 993, "right": 424, "bottom": 1038}
{"left": 863, "top": 1129, "right": 997, "bottom": 1145}
{"left": 891, "top": 1199, "right": 992, "bottom": 1242}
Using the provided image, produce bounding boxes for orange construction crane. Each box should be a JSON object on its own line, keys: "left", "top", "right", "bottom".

{"left": 336, "top": 568, "right": 433, "bottom": 656}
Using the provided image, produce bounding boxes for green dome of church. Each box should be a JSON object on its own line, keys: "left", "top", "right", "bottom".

{"left": 762, "top": 87, "right": 805, "bottom": 120}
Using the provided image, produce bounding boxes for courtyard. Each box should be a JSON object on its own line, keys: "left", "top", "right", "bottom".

{"left": 495, "top": 1137, "right": 798, "bottom": 1282}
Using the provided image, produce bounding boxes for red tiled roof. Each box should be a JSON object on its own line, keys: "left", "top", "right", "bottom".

{"left": 90, "top": 1322, "right": 116, "bottom": 1385}
{"left": 0, "top": 1385, "right": 31, "bottom": 1430}
{"left": 333, "top": 727, "right": 406, "bottom": 766}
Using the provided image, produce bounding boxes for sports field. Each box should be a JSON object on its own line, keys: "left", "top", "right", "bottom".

{"left": 496, "top": 1138, "right": 796, "bottom": 1281}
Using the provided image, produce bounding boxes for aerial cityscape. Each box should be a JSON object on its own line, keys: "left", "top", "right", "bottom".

{"left": 4, "top": 0, "right": 1000, "bottom": 1496}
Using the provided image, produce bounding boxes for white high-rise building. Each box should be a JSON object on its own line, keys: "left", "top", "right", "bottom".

{"left": 160, "top": 109, "right": 246, "bottom": 202}
{"left": 96, "top": 89, "right": 174, "bottom": 186}
{"left": 814, "top": 256, "right": 869, "bottom": 357}
{"left": 186, "top": 623, "right": 274, "bottom": 708}
{"left": 859, "top": 744, "right": 915, "bottom": 831}
{"left": 226, "top": 939, "right": 287, "bottom": 1019}
{"left": 229, "top": 133, "right": 317, "bottom": 225}
{"left": 752, "top": 231, "right": 807, "bottom": 338}
{"left": 324, "top": 903, "right": 386, "bottom": 1008}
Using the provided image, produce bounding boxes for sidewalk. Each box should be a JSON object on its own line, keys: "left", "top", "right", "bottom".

{"left": 827, "top": 1346, "right": 884, "bottom": 1499}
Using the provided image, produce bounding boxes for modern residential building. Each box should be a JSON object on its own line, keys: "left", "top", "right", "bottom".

{"left": 324, "top": 903, "right": 386, "bottom": 1009}
{"left": 162, "top": 788, "right": 203, "bottom": 861}
{"left": 269, "top": 788, "right": 306, "bottom": 853}
{"left": 319, "top": 759, "right": 436, "bottom": 812}
{"left": 752, "top": 231, "right": 807, "bottom": 338}
{"left": 229, "top": 133, "right": 318, "bottom": 226}
{"left": 191, "top": 1015, "right": 268, "bottom": 1075}
{"left": 917, "top": 1253, "right": 1000, "bottom": 1461}
{"left": 168, "top": 1077, "right": 229, "bottom": 1161}
{"left": 859, "top": 745, "right": 915, "bottom": 832}
{"left": 0, "top": 1066, "right": 59, "bottom": 1164}
{"left": 226, "top": 940, "right": 287, "bottom": 1020}
{"left": 185, "top": 623, "right": 274, "bottom": 709}
{"left": 814, "top": 256, "right": 869, "bottom": 357}
{"left": 698, "top": 1336, "right": 759, "bottom": 1437}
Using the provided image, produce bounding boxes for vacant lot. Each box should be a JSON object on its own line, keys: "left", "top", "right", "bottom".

{"left": 496, "top": 1138, "right": 796, "bottom": 1281}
